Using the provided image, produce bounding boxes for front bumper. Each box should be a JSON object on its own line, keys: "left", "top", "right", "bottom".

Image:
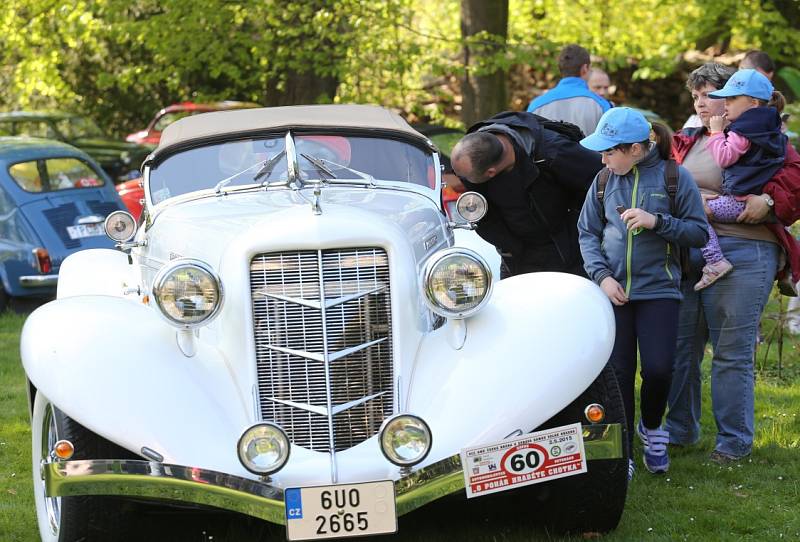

{"left": 44, "top": 424, "right": 623, "bottom": 525}
{"left": 19, "top": 275, "right": 58, "bottom": 288}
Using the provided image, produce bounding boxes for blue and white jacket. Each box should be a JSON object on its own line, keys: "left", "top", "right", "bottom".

{"left": 577, "top": 147, "right": 709, "bottom": 300}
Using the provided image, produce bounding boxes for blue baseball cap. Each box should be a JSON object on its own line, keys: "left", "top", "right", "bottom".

{"left": 580, "top": 107, "right": 651, "bottom": 152}
{"left": 708, "top": 69, "right": 773, "bottom": 101}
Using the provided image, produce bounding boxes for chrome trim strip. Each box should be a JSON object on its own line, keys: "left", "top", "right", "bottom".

{"left": 43, "top": 424, "right": 623, "bottom": 525}
{"left": 328, "top": 338, "right": 387, "bottom": 362}
{"left": 330, "top": 391, "right": 387, "bottom": 415}
{"left": 268, "top": 391, "right": 387, "bottom": 417}
{"left": 44, "top": 460, "right": 286, "bottom": 524}
{"left": 19, "top": 275, "right": 58, "bottom": 287}
{"left": 317, "top": 249, "right": 338, "bottom": 483}
{"left": 255, "top": 284, "right": 386, "bottom": 310}
{"left": 263, "top": 337, "right": 387, "bottom": 364}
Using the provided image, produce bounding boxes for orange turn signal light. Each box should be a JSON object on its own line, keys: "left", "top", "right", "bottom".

{"left": 584, "top": 403, "right": 606, "bottom": 424}
{"left": 53, "top": 440, "right": 74, "bottom": 460}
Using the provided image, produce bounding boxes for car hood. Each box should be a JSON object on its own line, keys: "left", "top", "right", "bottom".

{"left": 143, "top": 187, "right": 450, "bottom": 271}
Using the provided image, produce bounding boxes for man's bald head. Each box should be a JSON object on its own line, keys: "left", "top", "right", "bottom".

{"left": 451, "top": 132, "right": 505, "bottom": 184}
{"left": 588, "top": 68, "right": 611, "bottom": 99}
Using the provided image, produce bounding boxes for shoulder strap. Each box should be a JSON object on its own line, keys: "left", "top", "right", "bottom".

{"left": 596, "top": 168, "right": 611, "bottom": 224}
{"left": 665, "top": 159, "right": 679, "bottom": 213}
{"left": 663, "top": 159, "right": 690, "bottom": 279}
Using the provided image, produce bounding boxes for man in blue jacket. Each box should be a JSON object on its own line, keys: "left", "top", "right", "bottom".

{"left": 528, "top": 44, "right": 611, "bottom": 137}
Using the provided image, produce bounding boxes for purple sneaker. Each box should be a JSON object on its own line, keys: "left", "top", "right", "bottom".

{"left": 640, "top": 424, "right": 670, "bottom": 474}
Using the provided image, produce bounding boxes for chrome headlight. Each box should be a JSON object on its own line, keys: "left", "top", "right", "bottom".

{"left": 422, "top": 248, "right": 492, "bottom": 319}
{"left": 237, "top": 423, "right": 291, "bottom": 475}
{"left": 379, "top": 414, "right": 432, "bottom": 467}
{"left": 152, "top": 259, "right": 223, "bottom": 328}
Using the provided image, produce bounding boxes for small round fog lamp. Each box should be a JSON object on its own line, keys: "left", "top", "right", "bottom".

{"left": 379, "top": 414, "right": 432, "bottom": 467}
{"left": 456, "top": 192, "right": 487, "bottom": 223}
{"left": 237, "top": 423, "right": 290, "bottom": 475}
{"left": 104, "top": 210, "right": 137, "bottom": 242}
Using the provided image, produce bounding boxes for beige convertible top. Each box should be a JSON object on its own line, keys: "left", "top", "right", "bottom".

{"left": 155, "top": 104, "right": 429, "bottom": 157}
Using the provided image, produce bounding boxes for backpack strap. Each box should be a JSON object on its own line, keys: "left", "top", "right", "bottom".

{"left": 663, "top": 159, "right": 690, "bottom": 279}
{"left": 665, "top": 159, "right": 678, "bottom": 211}
{"left": 596, "top": 167, "right": 611, "bottom": 224}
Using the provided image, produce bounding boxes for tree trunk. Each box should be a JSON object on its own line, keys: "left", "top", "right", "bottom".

{"left": 460, "top": 0, "right": 509, "bottom": 127}
{"left": 265, "top": 72, "right": 339, "bottom": 106}
{"left": 772, "top": 0, "right": 800, "bottom": 28}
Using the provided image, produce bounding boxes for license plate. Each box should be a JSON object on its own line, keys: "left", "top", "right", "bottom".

{"left": 66, "top": 223, "right": 104, "bottom": 240}
{"left": 460, "top": 422, "right": 587, "bottom": 498}
{"left": 285, "top": 480, "right": 397, "bottom": 541}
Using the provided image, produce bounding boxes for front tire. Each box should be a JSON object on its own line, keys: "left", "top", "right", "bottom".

{"left": 31, "top": 392, "right": 138, "bottom": 542}
{"left": 530, "top": 363, "right": 629, "bottom": 533}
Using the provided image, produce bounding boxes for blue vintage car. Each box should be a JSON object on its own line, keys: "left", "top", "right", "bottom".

{"left": 0, "top": 137, "right": 124, "bottom": 310}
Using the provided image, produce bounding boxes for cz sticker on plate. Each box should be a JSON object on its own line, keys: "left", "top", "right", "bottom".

{"left": 460, "top": 422, "right": 587, "bottom": 498}
{"left": 285, "top": 480, "right": 397, "bottom": 541}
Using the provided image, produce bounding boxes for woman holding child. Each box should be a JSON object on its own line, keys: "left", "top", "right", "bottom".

{"left": 666, "top": 62, "right": 800, "bottom": 464}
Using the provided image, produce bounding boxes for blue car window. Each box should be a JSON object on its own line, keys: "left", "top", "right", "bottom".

{"left": 9, "top": 158, "right": 104, "bottom": 192}
{"left": 8, "top": 161, "right": 43, "bottom": 191}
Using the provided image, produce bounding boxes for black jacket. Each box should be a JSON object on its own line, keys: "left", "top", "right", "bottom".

{"left": 462, "top": 112, "right": 602, "bottom": 276}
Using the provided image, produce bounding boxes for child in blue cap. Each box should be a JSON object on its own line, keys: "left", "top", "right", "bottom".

{"left": 694, "top": 68, "right": 787, "bottom": 290}
{"left": 577, "top": 107, "right": 708, "bottom": 478}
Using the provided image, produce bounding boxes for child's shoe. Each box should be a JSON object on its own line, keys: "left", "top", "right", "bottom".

{"left": 693, "top": 258, "right": 733, "bottom": 291}
{"left": 627, "top": 459, "right": 635, "bottom": 482}
{"left": 640, "top": 424, "right": 670, "bottom": 474}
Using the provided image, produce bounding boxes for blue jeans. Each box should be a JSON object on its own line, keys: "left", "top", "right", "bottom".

{"left": 666, "top": 236, "right": 779, "bottom": 457}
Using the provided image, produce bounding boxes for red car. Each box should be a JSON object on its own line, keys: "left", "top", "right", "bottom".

{"left": 120, "top": 101, "right": 261, "bottom": 217}
{"left": 116, "top": 178, "right": 144, "bottom": 221}
{"left": 126, "top": 101, "right": 260, "bottom": 146}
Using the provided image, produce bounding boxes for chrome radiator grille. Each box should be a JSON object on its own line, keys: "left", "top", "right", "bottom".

{"left": 250, "top": 248, "right": 394, "bottom": 452}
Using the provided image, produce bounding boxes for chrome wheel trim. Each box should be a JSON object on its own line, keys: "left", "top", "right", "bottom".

{"left": 41, "top": 404, "right": 61, "bottom": 536}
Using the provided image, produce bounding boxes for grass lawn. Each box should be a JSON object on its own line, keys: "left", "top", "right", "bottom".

{"left": 1, "top": 303, "right": 799, "bottom": 541}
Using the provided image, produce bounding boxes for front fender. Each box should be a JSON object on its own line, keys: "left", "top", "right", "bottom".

{"left": 56, "top": 248, "right": 135, "bottom": 299}
{"left": 21, "top": 296, "right": 252, "bottom": 475}
{"left": 408, "top": 272, "right": 615, "bottom": 462}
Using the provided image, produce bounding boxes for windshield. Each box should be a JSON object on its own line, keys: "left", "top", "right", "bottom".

{"left": 54, "top": 116, "right": 105, "bottom": 139}
{"left": 148, "top": 134, "right": 436, "bottom": 205}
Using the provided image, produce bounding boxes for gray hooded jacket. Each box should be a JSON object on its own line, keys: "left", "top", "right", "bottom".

{"left": 577, "top": 146, "right": 709, "bottom": 300}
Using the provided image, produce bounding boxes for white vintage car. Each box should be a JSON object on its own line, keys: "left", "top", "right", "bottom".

{"left": 22, "top": 104, "right": 627, "bottom": 541}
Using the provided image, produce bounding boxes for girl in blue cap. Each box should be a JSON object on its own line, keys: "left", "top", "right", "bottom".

{"left": 577, "top": 107, "right": 708, "bottom": 478}
{"left": 694, "top": 68, "right": 787, "bottom": 290}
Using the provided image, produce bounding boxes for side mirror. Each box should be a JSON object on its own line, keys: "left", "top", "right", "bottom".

{"left": 455, "top": 192, "right": 487, "bottom": 224}
{"left": 104, "top": 210, "right": 137, "bottom": 242}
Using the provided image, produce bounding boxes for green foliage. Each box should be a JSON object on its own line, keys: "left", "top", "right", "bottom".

{"left": 0, "top": 0, "right": 799, "bottom": 134}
